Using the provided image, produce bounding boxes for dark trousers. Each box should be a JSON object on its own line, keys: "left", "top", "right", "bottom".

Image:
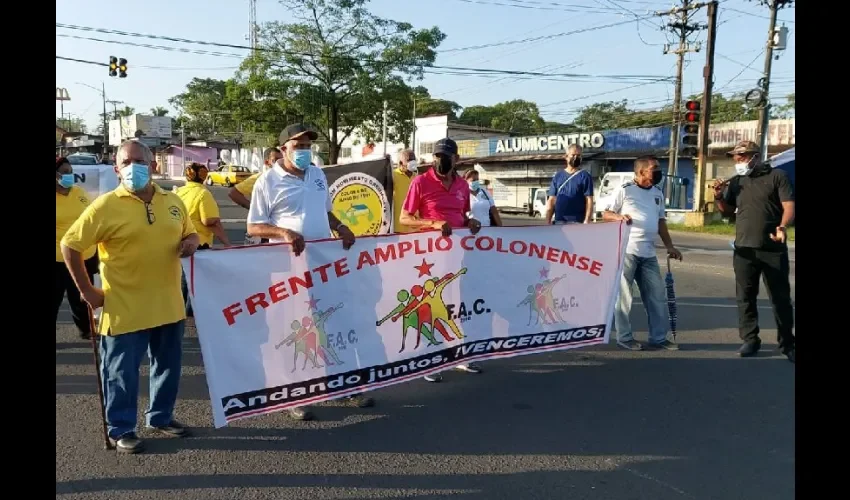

{"left": 733, "top": 247, "right": 795, "bottom": 351}
{"left": 54, "top": 258, "right": 97, "bottom": 337}
{"left": 181, "top": 244, "right": 210, "bottom": 318}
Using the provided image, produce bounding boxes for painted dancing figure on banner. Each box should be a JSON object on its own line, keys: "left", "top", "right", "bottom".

{"left": 518, "top": 285, "right": 542, "bottom": 325}
{"left": 312, "top": 303, "right": 344, "bottom": 365}
{"left": 409, "top": 269, "right": 467, "bottom": 341}
{"left": 378, "top": 287, "right": 440, "bottom": 353}
{"left": 277, "top": 318, "right": 325, "bottom": 372}
{"left": 536, "top": 275, "right": 567, "bottom": 324}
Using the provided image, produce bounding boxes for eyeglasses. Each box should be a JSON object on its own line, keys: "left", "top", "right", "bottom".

{"left": 144, "top": 202, "right": 156, "bottom": 225}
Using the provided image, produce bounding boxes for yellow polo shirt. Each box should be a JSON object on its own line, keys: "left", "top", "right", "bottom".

{"left": 235, "top": 173, "right": 260, "bottom": 197}
{"left": 392, "top": 168, "right": 416, "bottom": 233}
{"left": 61, "top": 184, "right": 197, "bottom": 336}
{"left": 175, "top": 182, "right": 220, "bottom": 246}
{"left": 56, "top": 185, "right": 96, "bottom": 262}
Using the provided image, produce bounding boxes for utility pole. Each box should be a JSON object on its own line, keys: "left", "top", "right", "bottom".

{"left": 657, "top": 1, "right": 706, "bottom": 202}
{"left": 101, "top": 82, "right": 108, "bottom": 156}
{"left": 382, "top": 100, "right": 389, "bottom": 156}
{"left": 411, "top": 97, "right": 417, "bottom": 152}
{"left": 106, "top": 100, "right": 123, "bottom": 119}
{"left": 753, "top": 0, "right": 792, "bottom": 161}
{"left": 693, "top": 1, "right": 718, "bottom": 216}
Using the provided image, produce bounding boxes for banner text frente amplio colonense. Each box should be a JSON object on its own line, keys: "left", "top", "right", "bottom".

{"left": 184, "top": 223, "right": 628, "bottom": 427}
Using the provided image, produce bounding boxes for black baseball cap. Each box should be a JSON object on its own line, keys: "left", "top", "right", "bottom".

{"left": 434, "top": 138, "right": 458, "bottom": 156}
{"left": 279, "top": 123, "right": 319, "bottom": 145}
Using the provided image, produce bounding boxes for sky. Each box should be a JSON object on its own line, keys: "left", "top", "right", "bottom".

{"left": 55, "top": 0, "right": 795, "bottom": 133}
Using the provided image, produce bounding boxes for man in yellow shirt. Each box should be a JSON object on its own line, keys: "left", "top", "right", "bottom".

{"left": 175, "top": 162, "right": 231, "bottom": 320}
{"left": 55, "top": 156, "right": 99, "bottom": 339}
{"left": 229, "top": 147, "right": 283, "bottom": 244}
{"left": 61, "top": 140, "right": 200, "bottom": 454}
{"left": 393, "top": 149, "right": 418, "bottom": 233}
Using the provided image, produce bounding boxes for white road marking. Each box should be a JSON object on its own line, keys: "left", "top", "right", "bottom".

{"left": 634, "top": 301, "right": 791, "bottom": 310}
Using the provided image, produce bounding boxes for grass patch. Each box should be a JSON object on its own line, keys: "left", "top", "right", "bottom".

{"left": 667, "top": 222, "right": 795, "bottom": 242}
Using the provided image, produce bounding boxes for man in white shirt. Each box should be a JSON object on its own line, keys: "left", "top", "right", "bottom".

{"left": 602, "top": 155, "right": 683, "bottom": 351}
{"left": 247, "top": 123, "right": 370, "bottom": 420}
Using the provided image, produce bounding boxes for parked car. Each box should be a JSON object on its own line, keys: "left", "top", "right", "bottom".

{"left": 66, "top": 153, "right": 99, "bottom": 165}
{"left": 207, "top": 165, "right": 252, "bottom": 187}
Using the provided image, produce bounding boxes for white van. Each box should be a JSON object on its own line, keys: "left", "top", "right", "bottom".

{"left": 594, "top": 172, "right": 633, "bottom": 218}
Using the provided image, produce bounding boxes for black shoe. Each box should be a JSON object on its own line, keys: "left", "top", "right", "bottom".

{"left": 617, "top": 340, "right": 643, "bottom": 351}
{"left": 424, "top": 373, "right": 443, "bottom": 383}
{"left": 110, "top": 433, "right": 145, "bottom": 454}
{"left": 648, "top": 339, "right": 680, "bottom": 351}
{"left": 288, "top": 406, "right": 314, "bottom": 421}
{"left": 784, "top": 348, "right": 795, "bottom": 363}
{"left": 344, "top": 394, "right": 375, "bottom": 408}
{"left": 738, "top": 340, "right": 762, "bottom": 357}
{"left": 147, "top": 420, "right": 190, "bottom": 438}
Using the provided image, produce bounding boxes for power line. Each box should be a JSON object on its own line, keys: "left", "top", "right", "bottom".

{"left": 56, "top": 56, "right": 107, "bottom": 67}
{"left": 437, "top": 16, "right": 658, "bottom": 52}
{"left": 55, "top": 31, "right": 667, "bottom": 82}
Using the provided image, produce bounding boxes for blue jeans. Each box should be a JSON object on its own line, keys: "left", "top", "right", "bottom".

{"left": 614, "top": 254, "right": 669, "bottom": 344}
{"left": 99, "top": 321, "right": 185, "bottom": 439}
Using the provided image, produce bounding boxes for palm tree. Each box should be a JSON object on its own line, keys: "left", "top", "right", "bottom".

{"left": 150, "top": 107, "right": 169, "bottom": 117}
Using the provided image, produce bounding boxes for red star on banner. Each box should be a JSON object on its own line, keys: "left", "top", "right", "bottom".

{"left": 539, "top": 268, "right": 550, "bottom": 279}
{"left": 306, "top": 296, "right": 321, "bottom": 311}
{"left": 414, "top": 259, "right": 434, "bottom": 278}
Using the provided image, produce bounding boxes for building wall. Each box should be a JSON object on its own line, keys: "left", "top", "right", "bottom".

{"left": 165, "top": 147, "right": 217, "bottom": 179}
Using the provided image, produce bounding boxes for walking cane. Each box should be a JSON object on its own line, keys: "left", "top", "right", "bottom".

{"left": 87, "top": 306, "right": 113, "bottom": 450}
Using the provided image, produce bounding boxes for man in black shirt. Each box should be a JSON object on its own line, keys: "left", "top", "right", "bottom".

{"left": 712, "top": 141, "right": 795, "bottom": 363}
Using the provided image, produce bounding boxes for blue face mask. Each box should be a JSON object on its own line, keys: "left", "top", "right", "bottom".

{"left": 58, "top": 174, "right": 75, "bottom": 189}
{"left": 120, "top": 163, "right": 150, "bottom": 192}
{"left": 470, "top": 180, "right": 481, "bottom": 191}
{"left": 292, "top": 150, "right": 312, "bottom": 170}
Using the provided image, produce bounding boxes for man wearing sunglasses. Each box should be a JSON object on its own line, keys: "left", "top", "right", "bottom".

{"left": 61, "top": 139, "right": 200, "bottom": 454}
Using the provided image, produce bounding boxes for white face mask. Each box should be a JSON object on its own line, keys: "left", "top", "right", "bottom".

{"left": 406, "top": 160, "right": 418, "bottom": 172}
{"left": 735, "top": 156, "right": 754, "bottom": 176}
{"left": 735, "top": 163, "right": 752, "bottom": 176}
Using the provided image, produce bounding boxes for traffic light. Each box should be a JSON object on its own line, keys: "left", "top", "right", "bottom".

{"left": 118, "top": 58, "right": 127, "bottom": 78}
{"left": 109, "top": 56, "right": 118, "bottom": 77}
{"left": 680, "top": 100, "right": 700, "bottom": 157}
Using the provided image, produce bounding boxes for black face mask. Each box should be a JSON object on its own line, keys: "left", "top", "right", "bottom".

{"left": 435, "top": 155, "right": 454, "bottom": 176}
{"left": 567, "top": 157, "right": 582, "bottom": 168}
{"left": 651, "top": 170, "right": 663, "bottom": 185}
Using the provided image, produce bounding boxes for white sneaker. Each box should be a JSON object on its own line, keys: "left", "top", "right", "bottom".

{"left": 454, "top": 363, "right": 482, "bottom": 374}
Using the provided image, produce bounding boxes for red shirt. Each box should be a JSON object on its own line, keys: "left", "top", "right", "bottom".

{"left": 402, "top": 169, "right": 471, "bottom": 228}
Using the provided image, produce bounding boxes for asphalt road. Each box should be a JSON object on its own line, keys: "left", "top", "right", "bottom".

{"left": 56, "top": 180, "right": 795, "bottom": 499}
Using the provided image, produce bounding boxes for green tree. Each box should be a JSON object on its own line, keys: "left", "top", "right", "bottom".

{"left": 150, "top": 107, "right": 169, "bottom": 116}
{"left": 56, "top": 117, "right": 87, "bottom": 133}
{"left": 253, "top": 0, "right": 445, "bottom": 163}
{"left": 117, "top": 106, "right": 135, "bottom": 118}
{"left": 169, "top": 78, "right": 236, "bottom": 136}
{"left": 771, "top": 92, "right": 795, "bottom": 119}
{"left": 457, "top": 100, "right": 545, "bottom": 134}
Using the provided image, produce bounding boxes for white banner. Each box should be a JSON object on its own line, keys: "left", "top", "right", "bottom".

{"left": 184, "top": 223, "right": 629, "bottom": 427}
{"left": 70, "top": 165, "right": 119, "bottom": 200}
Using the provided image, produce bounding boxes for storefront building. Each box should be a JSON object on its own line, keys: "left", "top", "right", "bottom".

{"left": 456, "top": 125, "right": 697, "bottom": 212}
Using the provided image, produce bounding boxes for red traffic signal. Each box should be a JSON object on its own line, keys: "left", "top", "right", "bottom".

{"left": 685, "top": 100, "right": 700, "bottom": 111}
{"left": 684, "top": 112, "right": 699, "bottom": 122}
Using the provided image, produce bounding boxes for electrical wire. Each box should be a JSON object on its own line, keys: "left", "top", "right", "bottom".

{"left": 56, "top": 32, "right": 667, "bottom": 82}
